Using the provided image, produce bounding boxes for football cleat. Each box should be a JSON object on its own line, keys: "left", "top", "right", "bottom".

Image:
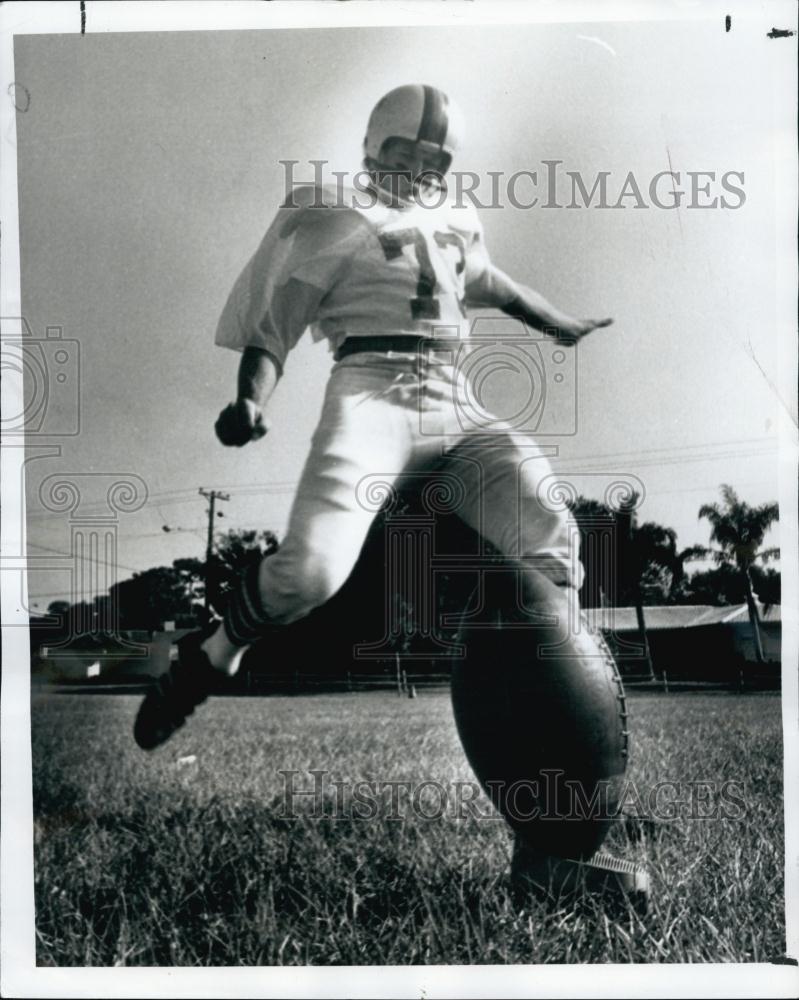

{"left": 133, "top": 630, "right": 221, "bottom": 750}
{"left": 511, "top": 839, "right": 650, "bottom": 911}
{"left": 363, "top": 84, "right": 464, "bottom": 178}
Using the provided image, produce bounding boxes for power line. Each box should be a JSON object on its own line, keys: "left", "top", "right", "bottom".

{"left": 552, "top": 450, "right": 776, "bottom": 473}
{"left": 24, "top": 484, "right": 297, "bottom": 521}
{"left": 645, "top": 479, "right": 777, "bottom": 497}
{"left": 25, "top": 541, "right": 148, "bottom": 575}
{"left": 25, "top": 486, "right": 206, "bottom": 520}
{"left": 130, "top": 528, "right": 207, "bottom": 540}
{"left": 551, "top": 444, "right": 776, "bottom": 466}
{"left": 548, "top": 435, "right": 777, "bottom": 465}
{"left": 20, "top": 437, "right": 779, "bottom": 523}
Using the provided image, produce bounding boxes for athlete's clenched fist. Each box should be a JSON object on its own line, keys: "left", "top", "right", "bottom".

{"left": 215, "top": 399, "right": 269, "bottom": 447}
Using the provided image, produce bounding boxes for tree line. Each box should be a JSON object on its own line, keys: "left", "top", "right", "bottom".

{"left": 570, "top": 485, "right": 779, "bottom": 609}
{"left": 42, "top": 485, "right": 778, "bottom": 653}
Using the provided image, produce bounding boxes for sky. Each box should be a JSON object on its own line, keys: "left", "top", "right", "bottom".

{"left": 9, "top": 13, "right": 793, "bottom": 611}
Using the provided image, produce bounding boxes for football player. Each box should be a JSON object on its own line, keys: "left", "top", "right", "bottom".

{"left": 134, "top": 84, "right": 646, "bottom": 904}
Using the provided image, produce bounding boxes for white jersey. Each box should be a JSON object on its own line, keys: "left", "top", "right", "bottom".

{"left": 215, "top": 183, "right": 492, "bottom": 371}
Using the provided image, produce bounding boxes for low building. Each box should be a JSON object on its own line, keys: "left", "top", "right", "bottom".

{"left": 32, "top": 626, "right": 190, "bottom": 685}
{"left": 590, "top": 603, "right": 781, "bottom": 682}
{"left": 32, "top": 604, "right": 781, "bottom": 689}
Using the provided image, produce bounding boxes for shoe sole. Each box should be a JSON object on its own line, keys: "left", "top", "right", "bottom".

{"left": 512, "top": 846, "right": 649, "bottom": 910}
{"left": 133, "top": 631, "right": 218, "bottom": 750}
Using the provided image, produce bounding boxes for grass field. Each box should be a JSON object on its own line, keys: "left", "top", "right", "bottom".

{"left": 31, "top": 689, "right": 785, "bottom": 965}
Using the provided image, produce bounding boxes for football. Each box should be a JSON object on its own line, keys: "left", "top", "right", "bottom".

{"left": 450, "top": 568, "right": 629, "bottom": 860}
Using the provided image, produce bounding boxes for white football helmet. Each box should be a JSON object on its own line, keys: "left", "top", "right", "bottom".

{"left": 363, "top": 84, "right": 464, "bottom": 176}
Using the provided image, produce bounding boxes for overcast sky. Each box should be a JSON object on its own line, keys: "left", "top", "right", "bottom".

{"left": 12, "top": 15, "right": 790, "bottom": 609}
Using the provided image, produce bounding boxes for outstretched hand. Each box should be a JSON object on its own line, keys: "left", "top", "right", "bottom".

{"left": 556, "top": 317, "right": 614, "bottom": 346}
{"left": 215, "top": 399, "right": 269, "bottom": 447}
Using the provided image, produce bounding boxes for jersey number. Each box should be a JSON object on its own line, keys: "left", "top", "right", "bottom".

{"left": 378, "top": 228, "right": 466, "bottom": 320}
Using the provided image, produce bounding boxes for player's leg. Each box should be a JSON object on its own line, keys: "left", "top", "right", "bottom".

{"left": 135, "top": 358, "right": 414, "bottom": 749}
{"left": 442, "top": 431, "right": 581, "bottom": 589}
{"left": 247, "top": 359, "right": 416, "bottom": 624}
{"left": 202, "top": 359, "right": 425, "bottom": 681}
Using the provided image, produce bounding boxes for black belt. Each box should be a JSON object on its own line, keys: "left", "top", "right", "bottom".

{"left": 335, "top": 336, "right": 452, "bottom": 361}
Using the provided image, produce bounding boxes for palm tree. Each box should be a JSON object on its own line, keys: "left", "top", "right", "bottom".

{"left": 616, "top": 503, "right": 713, "bottom": 678}
{"left": 668, "top": 544, "right": 711, "bottom": 599}
{"left": 569, "top": 493, "right": 692, "bottom": 678}
{"left": 696, "top": 485, "right": 779, "bottom": 662}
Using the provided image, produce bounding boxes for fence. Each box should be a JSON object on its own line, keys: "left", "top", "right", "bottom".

{"left": 246, "top": 670, "right": 450, "bottom": 695}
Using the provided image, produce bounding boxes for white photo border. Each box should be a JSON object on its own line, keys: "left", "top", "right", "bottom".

{"left": 1, "top": 2, "right": 796, "bottom": 997}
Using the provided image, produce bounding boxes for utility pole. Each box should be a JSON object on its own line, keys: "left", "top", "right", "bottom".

{"left": 199, "top": 488, "right": 230, "bottom": 616}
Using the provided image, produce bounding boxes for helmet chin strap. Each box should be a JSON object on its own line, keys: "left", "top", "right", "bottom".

{"left": 363, "top": 157, "right": 414, "bottom": 206}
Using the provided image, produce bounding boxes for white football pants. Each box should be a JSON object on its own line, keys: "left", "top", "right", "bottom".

{"left": 257, "top": 349, "right": 583, "bottom": 625}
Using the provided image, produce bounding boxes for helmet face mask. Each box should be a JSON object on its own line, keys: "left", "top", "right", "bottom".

{"left": 363, "top": 85, "right": 462, "bottom": 206}
{"left": 366, "top": 136, "right": 451, "bottom": 206}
